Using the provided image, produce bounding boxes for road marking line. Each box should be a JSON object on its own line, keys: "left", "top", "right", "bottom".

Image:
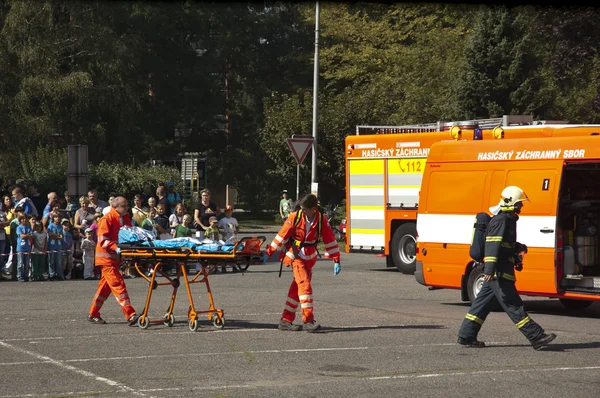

{"left": 368, "top": 365, "right": 600, "bottom": 380}
{"left": 0, "top": 341, "right": 150, "bottom": 397}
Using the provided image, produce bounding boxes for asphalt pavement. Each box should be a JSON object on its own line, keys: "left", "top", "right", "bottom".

{"left": 1, "top": 236, "right": 600, "bottom": 397}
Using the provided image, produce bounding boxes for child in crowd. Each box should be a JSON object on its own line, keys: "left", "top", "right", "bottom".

{"left": 46, "top": 214, "right": 64, "bottom": 280}
{"left": 81, "top": 228, "right": 96, "bottom": 280}
{"left": 141, "top": 206, "right": 158, "bottom": 237}
{"left": 204, "top": 216, "right": 223, "bottom": 241}
{"left": 217, "top": 205, "right": 239, "bottom": 242}
{"left": 29, "top": 215, "right": 37, "bottom": 231}
{"left": 169, "top": 203, "right": 185, "bottom": 236}
{"left": 217, "top": 205, "right": 240, "bottom": 274}
{"left": 16, "top": 214, "right": 33, "bottom": 282}
{"left": 61, "top": 219, "right": 74, "bottom": 280}
{"left": 147, "top": 196, "right": 157, "bottom": 212}
{"left": 154, "top": 203, "right": 171, "bottom": 240}
{"left": 31, "top": 221, "right": 48, "bottom": 281}
{"left": 173, "top": 214, "right": 193, "bottom": 238}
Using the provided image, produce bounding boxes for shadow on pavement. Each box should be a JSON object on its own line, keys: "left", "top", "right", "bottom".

{"left": 315, "top": 324, "right": 446, "bottom": 334}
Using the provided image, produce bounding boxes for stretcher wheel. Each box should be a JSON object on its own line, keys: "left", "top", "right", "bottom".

{"left": 239, "top": 262, "right": 250, "bottom": 272}
{"left": 189, "top": 318, "right": 199, "bottom": 332}
{"left": 138, "top": 316, "right": 150, "bottom": 329}
{"left": 152, "top": 280, "right": 158, "bottom": 290}
{"left": 164, "top": 314, "right": 175, "bottom": 327}
{"left": 212, "top": 315, "right": 225, "bottom": 329}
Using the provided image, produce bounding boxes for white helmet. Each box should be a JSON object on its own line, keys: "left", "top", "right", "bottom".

{"left": 489, "top": 186, "right": 529, "bottom": 215}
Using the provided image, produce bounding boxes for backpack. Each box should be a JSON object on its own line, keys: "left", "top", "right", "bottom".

{"left": 469, "top": 212, "right": 491, "bottom": 262}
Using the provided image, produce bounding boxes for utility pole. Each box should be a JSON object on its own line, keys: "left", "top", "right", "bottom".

{"left": 311, "top": 1, "right": 320, "bottom": 197}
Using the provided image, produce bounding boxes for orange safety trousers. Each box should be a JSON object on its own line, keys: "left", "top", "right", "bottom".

{"left": 89, "top": 263, "right": 136, "bottom": 320}
{"left": 282, "top": 258, "right": 316, "bottom": 323}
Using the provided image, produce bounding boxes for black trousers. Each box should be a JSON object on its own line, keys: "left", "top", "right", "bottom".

{"left": 458, "top": 276, "right": 545, "bottom": 342}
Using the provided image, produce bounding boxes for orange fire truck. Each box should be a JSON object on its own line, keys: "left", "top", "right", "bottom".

{"left": 415, "top": 133, "right": 600, "bottom": 309}
{"left": 345, "top": 115, "right": 600, "bottom": 274}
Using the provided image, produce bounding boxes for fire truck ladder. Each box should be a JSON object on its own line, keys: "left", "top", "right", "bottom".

{"left": 356, "top": 115, "right": 535, "bottom": 135}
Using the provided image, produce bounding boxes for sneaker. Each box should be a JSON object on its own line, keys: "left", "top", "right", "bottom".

{"left": 88, "top": 316, "right": 106, "bottom": 324}
{"left": 457, "top": 337, "right": 486, "bottom": 347}
{"left": 303, "top": 320, "right": 321, "bottom": 333}
{"left": 278, "top": 319, "right": 301, "bottom": 331}
{"left": 532, "top": 333, "right": 556, "bottom": 350}
{"left": 128, "top": 314, "right": 140, "bottom": 327}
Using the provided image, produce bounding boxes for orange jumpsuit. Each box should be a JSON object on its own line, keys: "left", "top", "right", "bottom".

{"left": 266, "top": 210, "right": 340, "bottom": 323}
{"left": 88, "top": 207, "right": 136, "bottom": 320}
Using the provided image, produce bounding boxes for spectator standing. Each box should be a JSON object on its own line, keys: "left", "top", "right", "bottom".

{"left": 131, "top": 194, "right": 148, "bottom": 226}
{"left": 102, "top": 193, "right": 118, "bottom": 216}
{"left": 47, "top": 213, "right": 65, "bottom": 280}
{"left": 173, "top": 214, "right": 193, "bottom": 238}
{"left": 42, "top": 192, "right": 59, "bottom": 228}
{"left": 0, "top": 205, "right": 8, "bottom": 273}
{"left": 81, "top": 228, "right": 96, "bottom": 280}
{"left": 205, "top": 216, "right": 222, "bottom": 241}
{"left": 217, "top": 205, "right": 239, "bottom": 242}
{"left": 12, "top": 187, "right": 38, "bottom": 217}
{"left": 147, "top": 196, "right": 157, "bottom": 212}
{"left": 7, "top": 207, "right": 25, "bottom": 280}
{"left": 194, "top": 189, "right": 219, "bottom": 238}
{"left": 154, "top": 204, "right": 171, "bottom": 240}
{"left": 141, "top": 207, "right": 158, "bottom": 237}
{"left": 71, "top": 228, "right": 83, "bottom": 279}
{"left": 156, "top": 186, "right": 171, "bottom": 217}
{"left": 31, "top": 222, "right": 48, "bottom": 281}
{"left": 87, "top": 190, "right": 109, "bottom": 214}
{"left": 1, "top": 195, "right": 15, "bottom": 276}
{"left": 61, "top": 219, "right": 74, "bottom": 280}
{"left": 16, "top": 214, "right": 33, "bottom": 282}
{"left": 64, "top": 191, "right": 79, "bottom": 224}
{"left": 74, "top": 197, "right": 95, "bottom": 233}
{"left": 28, "top": 184, "right": 46, "bottom": 217}
{"left": 169, "top": 203, "right": 185, "bottom": 235}
{"left": 166, "top": 181, "right": 182, "bottom": 214}
{"left": 279, "top": 190, "right": 294, "bottom": 220}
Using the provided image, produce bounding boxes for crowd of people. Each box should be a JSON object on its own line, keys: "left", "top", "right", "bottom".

{"left": 0, "top": 181, "right": 241, "bottom": 281}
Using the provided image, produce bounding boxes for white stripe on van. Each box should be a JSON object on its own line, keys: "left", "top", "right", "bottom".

{"left": 416, "top": 214, "right": 556, "bottom": 248}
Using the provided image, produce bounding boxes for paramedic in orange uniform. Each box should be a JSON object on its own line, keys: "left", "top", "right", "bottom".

{"left": 265, "top": 194, "right": 341, "bottom": 332}
{"left": 88, "top": 196, "right": 139, "bottom": 325}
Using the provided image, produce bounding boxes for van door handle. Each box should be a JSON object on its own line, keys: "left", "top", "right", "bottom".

{"left": 540, "top": 228, "right": 554, "bottom": 233}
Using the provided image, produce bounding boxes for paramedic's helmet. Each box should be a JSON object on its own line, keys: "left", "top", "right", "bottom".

{"left": 500, "top": 186, "right": 529, "bottom": 207}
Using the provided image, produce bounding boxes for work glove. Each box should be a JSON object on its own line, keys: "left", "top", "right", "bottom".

{"left": 515, "top": 263, "right": 523, "bottom": 272}
{"left": 334, "top": 262, "right": 341, "bottom": 276}
{"left": 116, "top": 247, "right": 121, "bottom": 255}
{"left": 261, "top": 252, "right": 269, "bottom": 264}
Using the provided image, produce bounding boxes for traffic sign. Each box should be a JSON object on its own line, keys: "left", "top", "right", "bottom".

{"left": 286, "top": 136, "right": 313, "bottom": 165}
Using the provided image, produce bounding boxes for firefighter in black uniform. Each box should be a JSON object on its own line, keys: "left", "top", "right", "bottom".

{"left": 458, "top": 186, "right": 556, "bottom": 350}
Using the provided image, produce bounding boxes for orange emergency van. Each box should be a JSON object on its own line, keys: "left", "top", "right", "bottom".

{"left": 346, "top": 117, "right": 600, "bottom": 275}
{"left": 415, "top": 132, "right": 600, "bottom": 309}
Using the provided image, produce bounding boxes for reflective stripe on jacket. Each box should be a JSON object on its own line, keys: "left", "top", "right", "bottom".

{"left": 267, "top": 210, "right": 340, "bottom": 265}
{"left": 95, "top": 207, "right": 131, "bottom": 267}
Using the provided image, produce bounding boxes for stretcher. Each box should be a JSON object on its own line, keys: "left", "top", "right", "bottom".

{"left": 118, "top": 236, "right": 266, "bottom": 331}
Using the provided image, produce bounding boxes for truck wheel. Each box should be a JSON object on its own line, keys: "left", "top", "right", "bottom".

{"left": 467, "top": 264, "right": 501, "bottom": 311}
{"left": 391, "top": 223, "right": 416, "bottom": 274}
{"left": 559, "top": 298, "right": 593, "bottom": 310}
{"left": 467, "top": 264, "right": 486, "bottom": 303}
